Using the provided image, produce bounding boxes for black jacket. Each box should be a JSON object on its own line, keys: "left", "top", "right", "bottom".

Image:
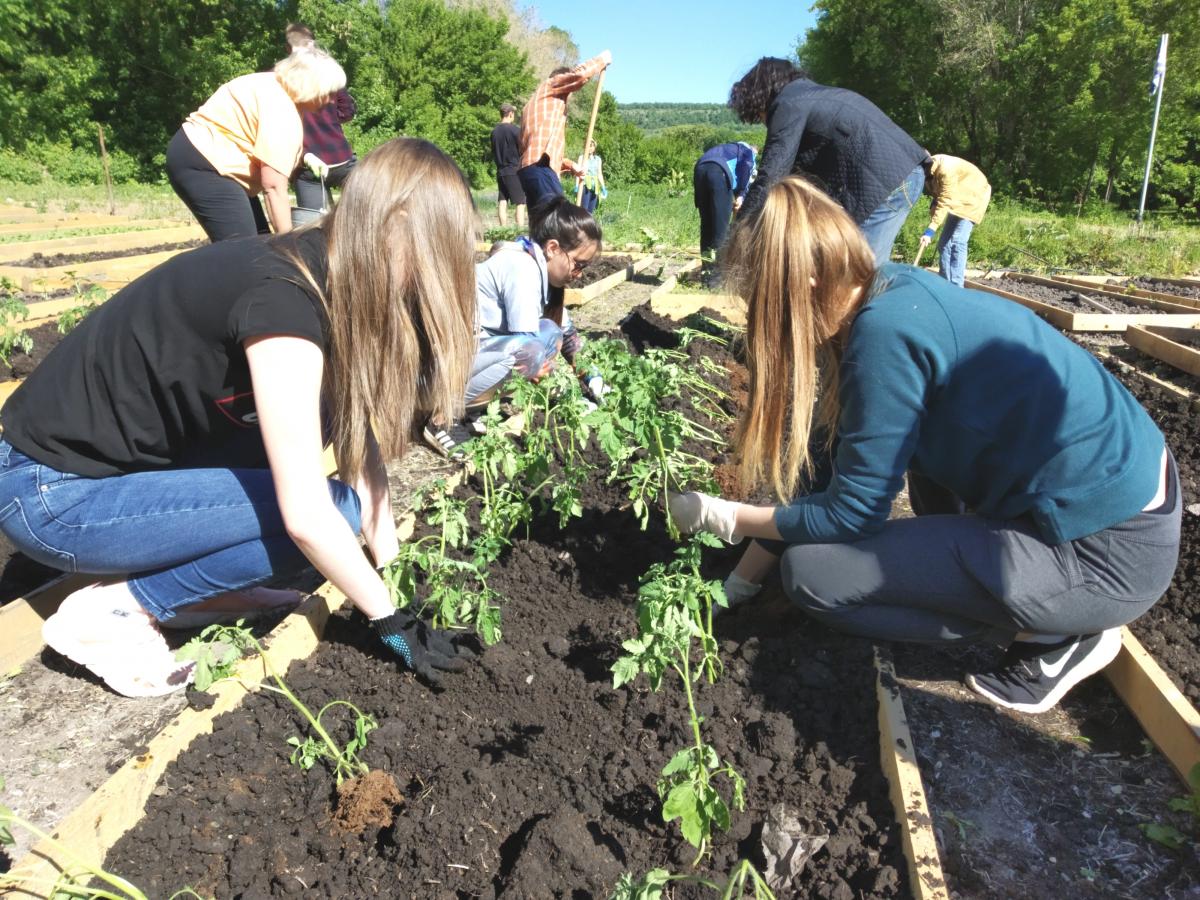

{"left": 740, "top": 79, "right": 927, "bottom": 224}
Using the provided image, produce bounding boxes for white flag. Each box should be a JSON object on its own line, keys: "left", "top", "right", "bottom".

{"left": 1149, "top": 34, "right": 1168, "bottom": 96}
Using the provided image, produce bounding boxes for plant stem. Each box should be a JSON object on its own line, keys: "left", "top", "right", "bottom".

{"left": 0, "top": 813, "right": 148, "bottom": 900}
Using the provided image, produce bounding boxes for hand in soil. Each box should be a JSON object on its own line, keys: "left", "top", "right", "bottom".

{"left": 370, "top": 610, "right": 472, "bottom": 685}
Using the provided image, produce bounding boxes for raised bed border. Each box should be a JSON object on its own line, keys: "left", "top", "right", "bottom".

{"left": 1124, "top": 324, "right": 1200, "bottom": 378}
{"left": 1106, "top": 628, "right": 1200, "bottom": 785}
{"left": 0, "top": 226, "right": 204, "bottom": 264}
{"left": 0, "top": 248, "right": 192, "bottom": 294}
{"left": 965, "top": 277, "right": 1200, "bottom": 332}
{"left": 1049, "top": 275, "right": 1200, "bottom": 311}
{"left": 563, "top": 254, "right": 656, "bottom": 308}
{"left": 1002, "top": 272, "right": 1199, "bottom": 315}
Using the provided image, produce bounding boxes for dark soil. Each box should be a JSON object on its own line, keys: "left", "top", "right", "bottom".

{"left": 0, "top": 321, "right": 63, "bottom": 382}
{"left": 1120, "top": 277, "right": 1200, "bottom": 301}
{"left": 101, "top": 304, "right": 907, "bottom": 898}
{"left": 574, "top": 254, "right": 632, "bottom": 288}
{"left": 4, "top": 239, "right": 204, "bottom": 269}
{"left": 1001, "top": 279, "right": 1156, "bottom": 315}
{"left": 1099, "top": 356, "right": 1200, "bottom": 704}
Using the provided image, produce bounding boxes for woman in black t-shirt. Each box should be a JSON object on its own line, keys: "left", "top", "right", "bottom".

{"left": 0, "top": 138, "right": 477, "bottom": 696}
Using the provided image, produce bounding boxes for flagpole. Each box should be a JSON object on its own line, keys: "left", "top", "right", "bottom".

{"left": 1137, "top": 33, "right": 1169, "bottom": 225}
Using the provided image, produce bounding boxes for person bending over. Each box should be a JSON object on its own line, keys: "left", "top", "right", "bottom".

{"left": 517, "top": 51, "right": 611, "bottom": 209}
{"left": 693, "top": 140, "right": 757, "bottom": 261}
{"left": 917, "top": 154, "right": 991, "bottom": 287}
{"left": 0, "top": 139, "right": 478, "bottom": 696}
{"left": 166, "top": 47, "right": 345, "bottom": 241}
{"left": 730, "top": 57, "right": 928, "bottom": 265}
{"left": 669, "top": 176, "right": 1179, "bottom": 714}
{"left": 423, "top": 196, "right": 604, "bottom": 458}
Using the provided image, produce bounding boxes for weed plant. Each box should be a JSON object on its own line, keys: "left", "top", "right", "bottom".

{"left": 611, "top": 860, "right": 777, "bottom": 899}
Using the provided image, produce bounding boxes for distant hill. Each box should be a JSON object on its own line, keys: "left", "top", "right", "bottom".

{"left": 618, "top": 103, "right": 742, "bottom": 133}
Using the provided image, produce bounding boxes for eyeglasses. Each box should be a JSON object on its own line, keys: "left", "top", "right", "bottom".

{"left": 564, "top": 249, "right": 591, "bottom": 273}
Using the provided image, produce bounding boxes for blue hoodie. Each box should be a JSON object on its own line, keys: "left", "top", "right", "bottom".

{"left": 697, "top": 142, "right": 757, "bottom": 199}
{"left": 774, "top": 264, "right": 1164, "bottom": 545}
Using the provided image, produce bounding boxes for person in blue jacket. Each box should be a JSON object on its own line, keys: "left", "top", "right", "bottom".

{"left": 669, "top": 175, "right": 1180, "bottom": 714}
{"left": 693, "top": 141, "right": 757, "bottom": 260}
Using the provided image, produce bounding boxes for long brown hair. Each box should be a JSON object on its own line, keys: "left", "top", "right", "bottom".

{"left": 284, "top": 137, "right": 478, "bottom": 483}
{"left": 723, "top": 176, "right": 876, "bottom": 501}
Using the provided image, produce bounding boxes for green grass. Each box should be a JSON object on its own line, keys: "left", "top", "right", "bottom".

{"left": 5, "top": 176, "right": 1196, "bottom": 276}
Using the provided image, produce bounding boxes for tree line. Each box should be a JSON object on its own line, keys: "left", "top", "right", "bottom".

{"left": 800, "top": 0, "right": 1200, "bottom": 217}
{"left": 1, "top": 0, "right": 1196, "bottom": 217}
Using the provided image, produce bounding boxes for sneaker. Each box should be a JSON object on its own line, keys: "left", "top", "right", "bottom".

{"left": 159, "top": 586, "right": 302, "bottom": 630}
{"left": 42, "top": 581, "right": 195, "bottom": 697}
{"left": 422, "top": 418, "right": 476, "bottom": 460}
{"left": 965, "top": 628, "right": 1123, "bottom": 714}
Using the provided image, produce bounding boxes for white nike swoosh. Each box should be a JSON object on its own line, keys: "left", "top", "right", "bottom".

{"left": 1039, "top": 639, "right": 1081, "bottom": 678}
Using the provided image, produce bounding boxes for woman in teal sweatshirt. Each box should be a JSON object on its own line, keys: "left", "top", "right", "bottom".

{"left": 668, "top": 176, "right": 1180, "bottom": 714}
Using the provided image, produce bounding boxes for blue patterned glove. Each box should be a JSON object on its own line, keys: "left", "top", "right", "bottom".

{"left": 370, "top": 611, "right": 469, "bottom": 684}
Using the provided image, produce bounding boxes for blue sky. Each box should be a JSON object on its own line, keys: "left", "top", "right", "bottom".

{"left": 516, "top": 1, "right": 819, "bottom": 104}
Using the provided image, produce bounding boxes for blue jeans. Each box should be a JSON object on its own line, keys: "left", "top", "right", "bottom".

{"left": 0, "top": 440, "right": 360, "bottom": 622}
{"left": 516, "top": 163, "right": 564, "bottom": 211}
{"left": 937, "top": 215, "right": 974, "bottom": 287}
{"left": 858, "top": 165, "right": 925, "bottom": 266}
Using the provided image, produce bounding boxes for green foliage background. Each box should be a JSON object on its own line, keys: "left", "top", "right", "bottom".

{"left": 0, "top": 0, "right": 1196, "bottom": 218}
{"left": 799, "top": 0, "right": 1200, "bottom": 217}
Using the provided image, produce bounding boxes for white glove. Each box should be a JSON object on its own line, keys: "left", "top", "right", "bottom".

{"left": 718, "top": 573, "right": 762, "bottom": 614}
{"left": 666, "top": 491, "right": 742, "bottom": 544}
{"left": 599, "top": 49, "right": 613, "bottom": 67}
{"left": 303, "top": 152, "right": 329, "bottom": 179}
{"left": 583, "top": 374, "right": 611, "bottom": 405}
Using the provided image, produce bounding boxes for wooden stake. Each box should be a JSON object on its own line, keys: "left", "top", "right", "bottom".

{"left": 913, "top": 244, "right": 926, "bottom": 268}
{"left": 96, "top": 124, "right": 115, "bottom": 216}
{"left": 576, "top": 67, "right": 607, "bottom": 203}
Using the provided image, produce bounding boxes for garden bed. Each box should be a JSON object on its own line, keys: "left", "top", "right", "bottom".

{"left": 1122, "top": 277, "right": 1200, "bottom": 302}
{"left": 3, "top": 239, "right": 203, "bottom": 269}
{"left": 89, "top": 306, "right": 911, "bottom": 898}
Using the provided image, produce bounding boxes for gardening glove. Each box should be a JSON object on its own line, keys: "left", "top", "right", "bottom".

{"left": 370, "top": 610, "right": 470, "bottom": 685}
{"left": 303, "top": 152, "right": 330, "bottom": 179}
{"left": 717, "top": 572, "right": 763, "bottom": 614}
{"left": 666, "top": 491, "right": 743, "bottom": 544}
{"left": 581, "top": 372, "right": 611, "bottom": 406}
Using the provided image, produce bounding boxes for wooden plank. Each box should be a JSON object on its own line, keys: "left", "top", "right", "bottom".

{"left": 0, "top": 226, "right": 203, "bottom": 262}
{"left": 650, "top": 291, "right": 746, "bottom": 326}
{"left": 966, "top": 279, "right": 1200, "bottom": 332}
{"left": 0, "top": 217, "right": 184, "bottom": 237}
{"left": 1090, "top": 345, "right": 1197, "bottom": 407}
{"left": 648, "top": 258, "right": 702, "bottom": 300}
{"left": 1124, "top": 325, "right": 1200, "bottom": 378}
{"left": 564, "top": 259, "right": 634, "bottom": 308}
{"left": 875, "top": 647, "right": 950, "bottom": 900}
{"left": 0, "top": 575, "right": 93, "bottom": 674}
{"left": 13, "top": 297, "right": 108, "bottom": 333}
{"left": 1005, "top": 272, "right": 1199, "bottom": 314}
{"left": 1106, "top": 627, "right": 1200, "bottom": 786}
{"left": 0, "top": 379, "right": 21, "bottom": 408}
{"left": 1050, "top": 275, "right": 1200, "bottom": 311}
{"left": 0, "top": 248, "right": 186, "bottom": 293}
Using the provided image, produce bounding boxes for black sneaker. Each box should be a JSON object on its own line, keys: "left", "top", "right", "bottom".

{"left": 965, "top": 628, "right": 1122, "bottom": 714}
{"left": 422, "top": 418, "right": 476, "bottom": 460}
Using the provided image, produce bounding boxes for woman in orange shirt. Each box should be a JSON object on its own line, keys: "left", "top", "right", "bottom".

{"left": 166, "top": 48, "right": 345, "bottom": 241}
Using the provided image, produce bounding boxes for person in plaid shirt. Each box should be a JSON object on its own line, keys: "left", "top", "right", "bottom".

{"left": 517, "top": 50, "right": 611, "bottom": 210}
{"left": 286, "top": 24, "right": 357, "bottom": 212}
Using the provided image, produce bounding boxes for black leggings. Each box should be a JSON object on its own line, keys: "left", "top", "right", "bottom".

{"left": 166, "top": 129, "right": 268, "bottom": 242}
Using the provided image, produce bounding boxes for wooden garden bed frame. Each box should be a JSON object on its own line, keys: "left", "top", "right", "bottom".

{"left": 563, "top": 254, "right": 656, "bottom": 307}
{"left": 1042, "top": 274, "right": 1200, "bottom": 312}
{"left": 1001, "top": 272, "right": 1200, "bottom": 315}
{"left": 1124, "top": 325, "right": 1200, "bottom": 378}
{"left": 0, "top": 248, "right": 192, "bottom": 293}
{"left": 0, "top": 225, "right": 203, "bottom": 264}
{"left": 965, "top": 278, "right": 1200, "bottom": 332}
{"left": 647, "top": 257, "right": 701, "bottom": 300}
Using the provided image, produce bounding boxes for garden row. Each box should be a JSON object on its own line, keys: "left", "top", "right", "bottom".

{"left": 1, "top": 305, "right": 943, "bottom": 899}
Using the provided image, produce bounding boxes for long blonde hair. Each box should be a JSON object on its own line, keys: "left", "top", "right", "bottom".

{"left": 283, "top": 137, "right": 478, "bottom": 483}
{"left": 723, "top": 176, "right": 877, "bottom": 501}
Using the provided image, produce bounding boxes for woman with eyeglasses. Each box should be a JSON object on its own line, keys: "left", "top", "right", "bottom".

{"left": 423, "top": 196, "right": 604, "bottom": 458}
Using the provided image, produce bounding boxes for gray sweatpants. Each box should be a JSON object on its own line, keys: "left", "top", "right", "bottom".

{"left": 776, "top": 459, "right": 1182, "bottom": 644}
